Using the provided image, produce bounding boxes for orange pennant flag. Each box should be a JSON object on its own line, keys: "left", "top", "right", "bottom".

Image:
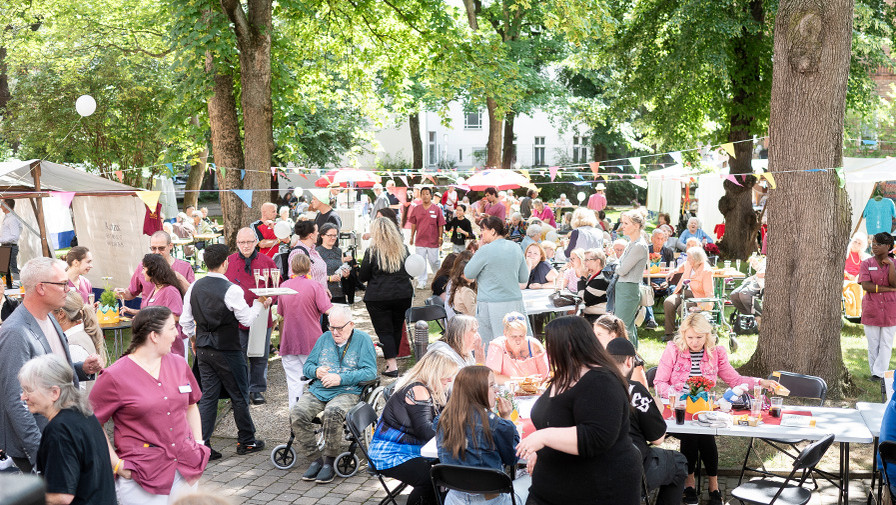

{"left": 588, "top": 161, "right": 600, "bottom": 180}
{"left": 114, "top": 170, "right": 124, "bottom": 183}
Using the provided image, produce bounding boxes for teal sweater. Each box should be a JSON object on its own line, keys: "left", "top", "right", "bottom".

{"left": 464, "top": 238, "right": 528, "bottom": 302}
{"left": 303, "top": 329, "right": 377, "bottom": 402}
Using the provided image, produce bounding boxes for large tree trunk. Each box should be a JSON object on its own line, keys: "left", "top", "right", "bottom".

{"left": 717, "top": 0, "right": 764, "bottom": 261}
{"left": 485, "top": 97, "right": 502, "bottom": 168}
{"left": 0, "top": 46, "right": 9, "bottom": 111}
{"left": 501, "top": 112, "right": 515, "bottom": 170}
{"left": 739, "top": 0, "right": 854, "bottom": 395}
{"left": 409, "top": 112, "right": 423, "bottom": 170}
{"left": 183, "top": 116, "right": 208, "bottom": 210}
{"left": 221, "top": 0, "right": 273, "bottom": 223}
{"left": 206, "top": 51, "right": 245, "bottom": 249}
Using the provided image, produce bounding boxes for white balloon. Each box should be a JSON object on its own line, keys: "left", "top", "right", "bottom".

{"left": 576, "top": 191, "right": 587, "bottom": 204}
{"left": 274, "top": 221, "right": 292, "bottom": 240}
{"left": 405, "top": 254, "right": 427, "bottom": 278}
{"left": 76, "top": 95, "right": 96, "bottom": 117}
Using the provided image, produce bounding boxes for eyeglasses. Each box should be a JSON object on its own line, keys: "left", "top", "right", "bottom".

{"left": 40, "top": 281, "right": 70, "bottom": 291}
{"left": 149, "top": 246, "right": 168, "bottom": 252}
{"left": 328, "top": 321, "right": 353, "bottom": 332}
{"left": 323, "top": 233, "right": 338, "bottom": 238}
{"left": 585, "top": 257, "right": 597, "bottom": 262}
{"left": 236, "top": 240, "right": 257, "bottom": 246}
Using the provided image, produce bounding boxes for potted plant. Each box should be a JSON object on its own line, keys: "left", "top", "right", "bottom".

{"left": 96, "top": 288, "right": 120, "bottom": 324}
{"left": 684, "top": 376, "right": 715, "bottom": 414}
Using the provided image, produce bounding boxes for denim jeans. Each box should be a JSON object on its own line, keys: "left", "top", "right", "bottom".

{"left": 238, "top": 327, "right": 271, "bottom": 392}
{"left": 197, "top": 347, "right": 257, "bottom": 445}
{"left": 445, "top": 490, "right": 513, "bottom": 505}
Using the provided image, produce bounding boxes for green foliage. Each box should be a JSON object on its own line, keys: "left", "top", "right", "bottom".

{"left": 99, "top": 289, "right": 117, "bottom": 309}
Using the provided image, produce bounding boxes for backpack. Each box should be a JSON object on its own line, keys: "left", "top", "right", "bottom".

{"left": 274, "top": 243, "right": 310, "bottom": 280}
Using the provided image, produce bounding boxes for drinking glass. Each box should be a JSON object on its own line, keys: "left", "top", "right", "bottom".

{"left": 736, "top": 259, "right": 742, "bottom": 272}
{"left": 708, "top": 392, "right": 717, "bottom": 410}
{"left": 770, "top": 397, "right": 784, "bottom": 418}
{"left": 724, "top": 260, "right": 732, "bottom": 269}
{"left": 262, "top": 268, "right": 270, "bottom": 289}
{"left": 253, "top": 268, "right": 261, "bottom": 290}
{"left": 660, "top": 261, "right": 667, "bottom": 270}
{"left": 271, "top": 269, "right": 281, "bottom": 288}
{"left": 674, "top": 397, "right": 687, "bottom": 425}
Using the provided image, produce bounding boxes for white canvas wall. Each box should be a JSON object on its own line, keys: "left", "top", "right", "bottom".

{"left": 72, "top": 195, "right": 149, "bottom": 289}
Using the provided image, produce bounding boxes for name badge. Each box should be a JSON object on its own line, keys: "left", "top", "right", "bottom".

{"left": 870, "top": 267, "right": 879, "bottom": 271}
{"left": 179, "top": 384, "right": 192, "bottom": 394}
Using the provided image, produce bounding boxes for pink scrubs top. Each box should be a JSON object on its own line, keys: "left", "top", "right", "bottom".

{"left": 127, "top": 259, "right": 195, "bottom": 299}
{"left": 141, "top": 285, "right": 187, "bottom": 357}
{"left": 858, "top": 257, "right": 896, "bottom": 327}
{"left": 277, "top": 276, "right": 333, "bottom": 355}
{"left": 67, "top": 275, "right": 93, "bottom": 304}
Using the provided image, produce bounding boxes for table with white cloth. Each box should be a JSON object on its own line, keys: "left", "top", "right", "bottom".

{"left": 522, "top": 288, "right": 577, "bottom": 336}
{"left": 663, "top": 405, "right": 873, "bottom": 504}
{"left": 858, "top": 401, "right": 887, "bottom": 504}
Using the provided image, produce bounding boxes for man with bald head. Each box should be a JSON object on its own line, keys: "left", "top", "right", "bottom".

{"left": 224, "top": 227, "right": 277, "bottom": 404}
{"left": 251, "top": 202, "right": 282, "bottom": 258}
{"left": 116, "top": 230, "right": 194, "bottom": 301}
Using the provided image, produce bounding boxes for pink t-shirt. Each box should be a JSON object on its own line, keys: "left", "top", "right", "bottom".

{"left": 587, "top": 193, "right": 607, "bottom": 212}
{"left": 532, "top": 206, "right": 556, "bottom": 227}
{"left": 485, "top": 336, "right": 549, "bottom": 378}
{"left": 89, "top": 354, "right": 210, "bottom": 495}
{"left": 287, "top": 244, "right": 327, "bottom": 286}
{"left": 67, "top": 275, "right": 93, "bottom": 304}
{"left": 409, "top": 203, "right": 446, "bottom": 248}
{"left": 277, "top": 276, "right": 333, "bottom": 355}
{"left": 858, "top": 257, "right": 896, "bottom": 327}
{"left": 127, "top": 259, "right": 195, "bottom": 299}
{"left": 141, "top": 285, "right": 186, "bottom": 357}
{"left": 483, "top": 201, "right": 506, "bottom": 221}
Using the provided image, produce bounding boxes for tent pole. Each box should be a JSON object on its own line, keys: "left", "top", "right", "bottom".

{"left": 851, "top": 181, "right": 879, "bottom": 238}
{"left": 30, "top": 161, "right": 52, "bottom": 257}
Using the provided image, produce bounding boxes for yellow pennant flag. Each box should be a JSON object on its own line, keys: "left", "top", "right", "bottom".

{"left": 760, "top": 172, "right": 776, "bottom": 189}
{"left": 601, "top": 174, "right": 609, "bottom": 182}
{"left": 136, "top": 190, "right": 161, "bottom": 210}
{"left": 520, "top": 169, "right": 531, "bottom": 180}
{"left": 721, "top": 143, "right": 736, "bottom": 158}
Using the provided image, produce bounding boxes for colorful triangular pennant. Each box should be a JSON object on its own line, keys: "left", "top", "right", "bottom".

{"left": 721, "top": 143, "right": 736, "bottom": 158}
{"left": 114, "top": 170, "right": 124, "bottom": 183}
{"left": 231, "top": 189, "right": 253, "bottom": 208}
{"left": 49, "top": 191, "right": 75, "bottom": 209}
{"left": 548, "top": 166, "right": 559, "bottom": 182}
{"left": 628, "top": 157, "right": 641, "bottom": 173}
{"left": 136, "top": 191, "right": 161, "bottom": 210}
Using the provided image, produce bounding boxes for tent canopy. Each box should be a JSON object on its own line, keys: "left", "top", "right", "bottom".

{"left": 0, "top": 159, "right": 135, "bottom": 193}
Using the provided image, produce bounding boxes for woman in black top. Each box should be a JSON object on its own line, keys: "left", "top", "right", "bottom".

{"left": 445, "top": 204, "right": 474, "bottom": 253}
{"left": 360, "top": 217, "right": 415, "bottom": 377}
{"left": 317, "top": 223, "right": 349, "bottom": 304}
{"left": 19, "top": 354, "right": 115, "bottom": 505}
{"left": 517, "top": 316, "right": 641, "bottom": 505}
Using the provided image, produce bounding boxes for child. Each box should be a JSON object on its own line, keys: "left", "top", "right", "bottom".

{"left": 446, "top": 204, "right": 474, "bottom": 253}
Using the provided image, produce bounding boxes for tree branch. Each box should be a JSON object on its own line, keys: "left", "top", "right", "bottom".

{"left": 380, "top": 0, "right": 425, "bottom": 35}
{"left": 219, "top": 0, "right": 252, "bottom": 46}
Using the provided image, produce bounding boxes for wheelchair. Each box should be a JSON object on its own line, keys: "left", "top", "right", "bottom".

{"left": 270, "top": 378, "right": 389, "bottom": 475}
{"left": 682, "top": 297, "right": 739, "bottom": 352}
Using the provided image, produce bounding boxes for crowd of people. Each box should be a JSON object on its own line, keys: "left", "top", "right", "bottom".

{"left": 1, "top": 181, "right": 895, "bottom": 505}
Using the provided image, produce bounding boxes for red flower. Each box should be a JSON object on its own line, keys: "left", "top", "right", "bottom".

{"left": 686, "top": 376, "right": 716, "bottom": 396}
{"left": 705, "top": 243, "right": 721, "bottom": 256}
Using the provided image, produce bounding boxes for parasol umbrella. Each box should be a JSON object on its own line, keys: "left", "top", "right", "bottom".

{"left": 463, "top": 169, "right": 531, "bottom": 191}
{"left": 315, "top": 168, "right": 381, "bottom": 188}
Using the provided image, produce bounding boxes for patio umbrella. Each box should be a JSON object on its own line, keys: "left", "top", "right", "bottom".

{"left": 463, "top": 169, "right": 531, "bottom": 191}
{"left": 315, "top": 168, "right": 381, "bottom": 188}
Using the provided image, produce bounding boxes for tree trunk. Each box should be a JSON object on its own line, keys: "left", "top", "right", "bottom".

{"left": 0, "top": 46, "right": 9, "bottom": 111}
{"left": 206, "top": 51, "right": 245, "bottom": 249}
{"left": 593, "top": 142, "right": 608, "bottom": 162}
{"left": 183, "top": 116, "right": 208, "bottom": 210}
{"left": 220, "top": 0, "right": 273, "bottom": 224}
{"left": 501, "top": 112, "right": 515, "bottom": 170}
{"left": 739, "top": 0, "right": 854, "bottom": 395}
{"left": 409, "top": 112, "right": 423, "bottom": 170}
{"left": 485, "top": 97, "right": 502, "bottom": 168}
{"left": 717, "top": 0, "right": 764, "bottom": 261}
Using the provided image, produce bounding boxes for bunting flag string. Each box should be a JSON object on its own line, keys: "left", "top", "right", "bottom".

{"left": 548, "top": 166, "right": 559, "bottom": 182}
{"left": 135, "top": 190, "right": 161, "bottom": 210}
{"left": 231, "top": 189, "right": 253, "bottom": 208}
{"left": 721, "top": 143, "right": 736, "bottom": 158}
{"left": 628, "top": 157, "right": 641, "bottom": 173}
{"left": 49, "top": 191, "right": 75, "bottom": 209}
{"left": 114, "top": 170, "right": 124, "bottom": 183}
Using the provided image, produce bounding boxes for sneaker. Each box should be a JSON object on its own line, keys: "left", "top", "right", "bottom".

{"left": 708, "top": 489, "right": 723, "bottom": 505}
{"left": 302, "top": 461, "right": 323, "bottom": 481}
{"left": 645, "top": 320, "right": 657, "bottom": 330}
{"left": 235, "top": 439, "right": 265, "bottom": 455}
{"left": 250, "top": 392, "right": 266, "bottom": 404}
{"left": 208, "top": 447, "right": 222, "bottom": 461}
{"left": 683, "top": 486, "right": 698, "bottom": 505}
{"left": 315, "top": 464, "right": 336, "bottom": 484}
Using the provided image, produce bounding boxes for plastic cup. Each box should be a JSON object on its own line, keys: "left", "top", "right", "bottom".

{"left": 674, "top": 397, "right": 687, "bottom": 425}
{"left": 770, "top": 396, "right": 783, "bottom": 418}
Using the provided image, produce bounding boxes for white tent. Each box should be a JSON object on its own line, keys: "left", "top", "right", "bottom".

{"left": 646, "top": 164, "right": 686, "bottom": 219}
{"left": 0, "top": 159, "right": 148, "bottom": 288}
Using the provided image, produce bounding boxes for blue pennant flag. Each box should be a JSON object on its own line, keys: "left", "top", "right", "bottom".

{"left": 240, "top": 169, "right": 246, "bottom": 180}
{"left": 231, "top": 189, "right": 253, "bottom": 208}
{"left": 165, "top": 163, "right": 174, "bottom": 175}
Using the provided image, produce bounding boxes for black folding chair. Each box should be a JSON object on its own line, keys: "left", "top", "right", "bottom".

{"left": 738, "top": 372, "right": 831, "bottom": 487}
{"left": 646, "top": 366, "right": 658, "bottom": 392}
{"left": 879, "top": 441, "right": 896, "bottom": 505}
{"left": 345, "top": 403, "right": 407, "bottom": 505}
{"left": 731, "top": 433, "right": 835, "bottom": 505}
{"left": 430, "top": 464, "right": 517, "bottom": 505}
{"left": 406, "top": 305, "right": 448, "bottom": 333}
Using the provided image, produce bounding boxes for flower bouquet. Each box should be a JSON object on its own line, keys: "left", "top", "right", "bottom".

{"left": 648, "top": 252, "right": 662, "bottom": 273}
{"left": 683, "top": 376, "right": 715, "bottom": 414}
{"left": 96, "top": 287, "right": 120, "bottom": 325}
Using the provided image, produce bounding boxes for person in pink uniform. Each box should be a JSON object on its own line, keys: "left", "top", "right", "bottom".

{"left": 858, "top": 232, "right": 896, "bottom": 381}
{"left": 587, "top": 183, "right": 607, "bottom": 212}
{"left": 480, "top": 187, "right": 506, "bottom": 223}
{"left": 408, "top": 186, "right": 446, "bottom": 289}
{"left": 65, "top": 246, "right": 94, "bottom": 304}
{"left": 485, "top": 312, "right": 548, "bottom": 384}
{"left": 225, "top": 227, "right": 277, "bottom": 404}
{"left": 90, "top": 306, "right": 210, "bottom": 504}
{"left": 277, "top": 254, "right": 333, "bottom": 408}
{"left": 287, "top": 220, "right": 327, "bottom": 286}
{"left": 530, "top": 199, "right": 556, "bottom": 228}
{"left": 116, "top": 231, "right": 194, "bottom": 301}
{"left": 121, "top": 254, "right": 188, "bottom": 358}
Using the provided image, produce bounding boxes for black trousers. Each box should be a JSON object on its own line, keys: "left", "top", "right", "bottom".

{"left": 677, "top": 433, "right": 719, "bottom": 475}
{"left": 197, "top": 347, "right": 257, "bottom": 446}
{"left": 644, "top": 447, "right": 688, "bottom": 505}
{"left": 365, "top": 298, "right": 412, "bottom": 359}
{"left": 380, "top": 457, "right": 437, "bottom": 505}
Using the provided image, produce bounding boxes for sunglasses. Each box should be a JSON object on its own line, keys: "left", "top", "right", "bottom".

{"left": 505, "top": 315, "right": 526, "bottom": 323}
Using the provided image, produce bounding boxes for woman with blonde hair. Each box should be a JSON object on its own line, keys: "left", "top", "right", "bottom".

{"left": 368, "top": 352, "right": 460, "bottom": 505}
{"left": 360, "top": 217, "right": 414, "bottom": 377}
{"left": 845, "top": 233, "right": 870, "bottom": 280}
{"left": 53, "top": 291, "right": 107, "bottom": 389}
{"left": 564, "top": 208, "right": 603, "bottom": 258}
{"left": 485, "top": 312, "right": 548, "bottom": 383}
{"left": 613, "top": 210, "right": 649, "bottom": 348}
{"left": 654, "top": 313, "right": 779, "bottom": 505}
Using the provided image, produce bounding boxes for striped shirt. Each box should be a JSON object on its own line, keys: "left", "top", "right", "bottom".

{"left": 689, "top": 350, "right": 704, "bottom": 376}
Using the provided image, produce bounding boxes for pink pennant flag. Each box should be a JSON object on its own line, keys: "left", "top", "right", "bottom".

{"left": 725, "top": 174, "right": 744, "bottom": 187}
{"left": 399, "top": 175, "right": 409, "bottom": 187}
{"left": 634, "top": 174, "right": 642, "bottom": 180}
{"left": 549, "top": 166, "right": 559, "bottom": 182}
{"left": 49, "top": 191, "right": 76, "bottom": 209}
{"left": 426, "top": 175, "right": 437, "bottom": 185}
{"left": 588, "top": 161, "right": 600, "bottom": 180}
{"left": 114, "top": 170, "right": 124, "bottom": 182}
{"left": 300, "top": 173, "right": 308, "bottom": 180}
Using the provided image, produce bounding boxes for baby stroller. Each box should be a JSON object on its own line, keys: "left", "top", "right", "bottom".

{"left": 270, "top": 378, "right": 388, "bottom": 476}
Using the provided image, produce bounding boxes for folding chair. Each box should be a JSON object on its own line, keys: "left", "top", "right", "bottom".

{"left": 645, "top": 366, "right": 658, "bottom": 392}
{"left": 430, "top": 464, "right": 517, "bottom": 505}
{"left": 345, "top": 403, "right": 407, "bottom": 505}
{"left": 738, "top": 372, "right": 831, "bottom": 487}
{"left": 879, "top": 440, "right": 896, "bottom": 505}
{"left": 731, "top": 433, "right": 835, "bottom": 505}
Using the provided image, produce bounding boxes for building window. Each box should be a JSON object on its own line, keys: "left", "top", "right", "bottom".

{"left": 464, "top": 111, "right": 482, "bottom": 130}
{"left": 458, "top": 149, "right": 463, "bottom": 162}
{"left": 573, "top": 135, "right": 589, "bottom": 164}
{"left": 533, "top": 137, "right": 546, "bottom": 166}
{"left": 428, "top": 131, "right": 437, "bottom": 166}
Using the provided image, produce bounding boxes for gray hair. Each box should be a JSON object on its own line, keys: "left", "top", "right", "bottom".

{"left": 20, "top": 257, "right": 66, "bottom": 291}
{"left": 651, "top": 228, "right": 668, "bottom": 239}
{"left": 18, "top": 354, "right": 92, "bottom": 416}
{"left": 442, "top": 314, "right": 478, "bottom": 356}
{"left": 192, "top": 210, "right": 203, "bottom": 218}
{"left": 688, "top": 217, "right": 701, "bottom": 227}
{"left": 570, "top": 208, "right": 597, "bottom": 229}
{"left": 151, "top": 230, "right": 173, "bottom": 244}
{"left": 511, "top": 212, "right": 522, "bottom": 222}
{"left": 329, "top": 304, "right": 353, "bottom": 324}
{"left": 686, "top": 246, "right": 708, "bottom": 265}
{"left": 685, "top": 237, "right": 700, "bottom": 248}
{"left": 526, "top": 225, "right": 542, "bottom": 238}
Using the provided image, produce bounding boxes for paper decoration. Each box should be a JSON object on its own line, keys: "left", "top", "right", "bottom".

{"left": 725, "top": 174, "right": 743, "bottom": 187}
{"left": 271, "top": 167, "right": 277, "bottom": 177}
{"left": 521, "top": 169, "right": 530, "bottom": 180}
{"left": 835, "top": 167, "right": 846, "bottom": 188}
{"left": 165, "top": 163, "right": 175, "bottom": 175}
{"left": 601, "top": 174, "right": 609, "bottom": 181}
{"left": 114, "top": 170, "right": 124, "bottom": 182}
{"left": 399, "top": 175, "right": 409, "bottom": 187}
{"left": 588, "top": 161, "right": 600, "bottom": 179}
{"left": 240, "top": 169, "right": 246, "bottom": 180}
{"left": 721, "top": 143, "right": 736, "bottom": 158}
{"left": 300, "top": 173, "right": 308, "bottom": 180}
{"left": 231, "top": 189, "right": 253, "bottom": 208}
{"left": 49, "top": 191, "right": 75, "bottom": 209}
{"left": 136, "top": 191, "right": 161, "bottom": 210}
{"left": 670, "top": 151, "right": 683, "bottom": 164}
{"left": 862, "top": 139, "right": 878, "bottom": 146}
{"left": 209, "top": 163, "right": 216, "bottom": 170}
{"left": 549, "top": 166, "right": 559, "bottom": 182}
{"left": 628, "top": 157, "right": 641, "bottom": 173}
{"left": 760, "top": 172, "right": 777, "bottom": 189}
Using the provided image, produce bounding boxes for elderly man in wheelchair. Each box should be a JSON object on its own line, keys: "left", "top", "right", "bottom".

{"left": 291, "top": 305, "right": 377, "bottom": 484}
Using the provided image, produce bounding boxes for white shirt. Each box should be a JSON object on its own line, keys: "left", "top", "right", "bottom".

{"left": 180, "top": 272, "right": 263, "bottom": 337}
{"left": 0, "top": 212, "right": 22, "bottom": 244}
{"left": 35, "top": 315, "right": 67, "bottom": 359}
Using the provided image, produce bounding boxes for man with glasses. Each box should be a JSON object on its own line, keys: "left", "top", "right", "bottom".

{"left": 225, "top": 227, "right": 277, "bottom": 404}
{"left": 116, "top": 231, "right": 194, "bottom": 301}
{"left": 0, "top": 257, "right": 103, "bottom": 472}
{"left": 291, "top": 305, "right": 376, "bottom": 484}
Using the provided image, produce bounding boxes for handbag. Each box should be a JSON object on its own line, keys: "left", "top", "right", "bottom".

{"left": 549, "top": 290, "right": 581, "bottom": 308}
{"left": 639, "top": 281, "right": 655, "bottom": 307}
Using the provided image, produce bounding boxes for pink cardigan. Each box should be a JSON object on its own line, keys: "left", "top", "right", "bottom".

{"left": 653, "top": 341, "right": 760, "bottom": 397}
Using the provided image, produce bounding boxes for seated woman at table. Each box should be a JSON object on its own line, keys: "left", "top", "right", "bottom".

{"left": 507, "top": 212, "right": 527, "bottom": 243}
{"left": 530, "top": 199, "right": 556, "bottom": 228}
{"left": 676, "top": 217, "right": 714, "bottom": 251}
{"left": 523, "top": 243, "right": 558, "bottom": 290}
{"left": 434, "top": 365, "right": 519, "bottom": 505}
{"left": 562, "top": 248, "right": 586, "bottom": 292}
{"left": 65, "top": 246, "right": 94, "bottom": 304}
{"left": 654, "top": 313, "right": 779, "bottom": 505}
{"left": 120, "top": 254, "right": 187, "bottom": 357}
{"left": 426, "top": 314, "right": 481, "bottom": 368}
{"left": 368, "top": 352, "right": 459, "bottom": 505}
{"left": 54, "top": 291, "right": 107, "bottom": 391}
{"left": 447, "top": 252, "right": 476, "bottom": 317}
{"left": 575, "top": 249, "right": 611, "bottom": 323}
{"left": 730, "top": 255, "right": 765, "bottom": 321}
{"left": 592, "top": 314, "right": 647, "bottom": 389}
{"left": 844, "top": 233, "right": 870, "bottom": 281}
{"left": 662, "top": 246, "right": 713, "bottom": 341}
{"left": 485, "top": 312, "right": 548, "bottom": 384}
